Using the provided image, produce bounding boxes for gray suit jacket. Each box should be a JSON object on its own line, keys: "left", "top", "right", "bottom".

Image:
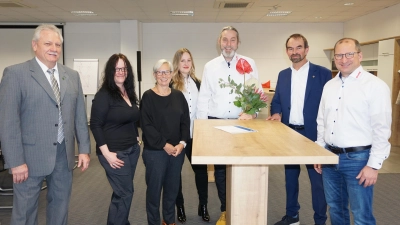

{"left": 0, "top": 58, "right": 90, "bottom": 176}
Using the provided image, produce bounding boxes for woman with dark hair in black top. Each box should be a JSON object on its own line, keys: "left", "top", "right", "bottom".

{"left": 90, "top": 53, "right": 140, "bottom": 225}
{"left": 140, "top": 59, "right": 190, "bottom": 225}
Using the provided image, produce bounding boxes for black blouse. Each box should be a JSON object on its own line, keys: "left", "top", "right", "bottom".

{"left": 90, "top": 88, "right": 139, "bottom": 155}
{"left": 140, "top": 88, "right": 190, "bottom": 150}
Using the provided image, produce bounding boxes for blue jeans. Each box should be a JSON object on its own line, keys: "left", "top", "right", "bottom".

{"left": 322, "top": 149, "right": 375, "bottom": 225}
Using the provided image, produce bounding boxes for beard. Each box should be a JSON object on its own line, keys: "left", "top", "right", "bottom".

{"left": 290, "top": 54, "right": 305, "bottom": 63}
{"left": 221, "top": 48, "right": 236, "bottom": 58}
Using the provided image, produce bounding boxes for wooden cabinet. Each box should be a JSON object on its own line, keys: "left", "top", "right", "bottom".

{"left": 379, "top": 39, "right": 395, "bottom": 55}
{"left": 361, "top": 43, "right": 378, "bottom": 72}
{"left": 378, "top": 39, "right": 395, "bottom": 91}
{"left": 377, "top": 38, "right": 400, "bottom": 146}
{"left": 378, "top": 54, "right": 394, "bottom": 91}
{"left": 362, "top": 43, "right": 378, "bottom": 60}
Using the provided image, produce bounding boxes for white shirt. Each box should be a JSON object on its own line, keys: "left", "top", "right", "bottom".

{"left": 36, "top": 57, "right": 61, "bottom": 87}
{"left": 289, "top": 61, "right": 309, "bottom": 125}
{"left": 316, "top": 66, "right": 391, "bottom": 169}
{"left": 197, "top": 53, "right": 259, "bottom": 119}
{"left": 183, "top": 76, "right": 199, "bottom": 138}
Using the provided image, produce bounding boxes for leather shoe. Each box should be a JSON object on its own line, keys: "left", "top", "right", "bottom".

{"left": 162, "top": 221, "right": 176, "bottom": 225}
{"left": 216, "top": 211, "right": 226, "bottom": 225}
{"left": 198, "top": 204, "right": 210, "bottom": 222}
{"left": 176, "top": 205, "right": 186, "bottom": 223}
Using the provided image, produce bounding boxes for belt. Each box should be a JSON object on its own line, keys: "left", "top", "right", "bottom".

{"left": 288, "top": 124, "right": 304, "bottom": 130}
{"left": 327, "top": 145, "right": 372, "bottom": 154}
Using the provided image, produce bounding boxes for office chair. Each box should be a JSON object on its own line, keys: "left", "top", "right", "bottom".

{"left": 0, "top": 143, "right": 47, "bottom": 210}
{"left": 0, "top": 143, "right": 13, "bottom": 209}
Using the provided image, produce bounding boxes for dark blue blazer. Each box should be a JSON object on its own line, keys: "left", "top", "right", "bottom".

{"left": 270, "top": 63, "right": 331, "bottom": 141}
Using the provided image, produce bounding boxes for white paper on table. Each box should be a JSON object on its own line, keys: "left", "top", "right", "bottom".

{"left": 214, "top": 125, "right": 257, "bottom": 134}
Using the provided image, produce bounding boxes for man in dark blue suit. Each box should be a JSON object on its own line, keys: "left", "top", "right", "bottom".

{"left": 268, "top": 34, "right": 331, "bottom": 225}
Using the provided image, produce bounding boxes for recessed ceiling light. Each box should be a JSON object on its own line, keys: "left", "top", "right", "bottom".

{"left": 71, "top": 11, "right": 95, "bottom": 14}
{"left": 170, "top": 11, "right": 194, "bottom": 16}
{"left": 269, "top": 11, "right": 292, "bottom": 14}
{"left": 266, "top": 11, "right": 291, "bottom": 16}
{"left": 267, "top": 14, "right": 288, "bottom": 16}
{"left": 73, "top": 13, "right": 97, "bottom": 16}
{"left": 344, "top": 3, "right": 354, "bottom": 6}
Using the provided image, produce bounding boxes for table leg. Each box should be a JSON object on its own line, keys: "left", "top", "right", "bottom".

{"left": 208, "top": 164, "right": 215, "bottom": 182}
{"left": 226, "top": 165, "right": 269, "bottom": 225}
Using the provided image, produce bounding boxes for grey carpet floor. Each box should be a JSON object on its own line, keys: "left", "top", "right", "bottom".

{"left": 1, "top": 151, "right": 400, "bottom": 225}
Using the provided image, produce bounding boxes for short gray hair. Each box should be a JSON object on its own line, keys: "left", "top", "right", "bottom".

{"left": 32, "top": 24, "right": 63, "bottom": 43}
{"left": 153, "top": 59, "right": 172, "bottom": 74}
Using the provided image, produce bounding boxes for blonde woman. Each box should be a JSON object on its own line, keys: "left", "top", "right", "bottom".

{"left": 171, "top": 48, "right": 210, "bottom": 223}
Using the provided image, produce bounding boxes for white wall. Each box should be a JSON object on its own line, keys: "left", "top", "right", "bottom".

{"left": 64, "top": 23, "right": 121, "bottom": 119}
{"left": 0, "top": 21, "right": 342, "bottom": 118}
{"left": 0, "top": 27, "right": 64, "bottom": 81}
{"left": 344, "top": 3, "right": 400, "bottom": 42}
{"left": 141, "top": 23, "right": 343, "bottom": 92}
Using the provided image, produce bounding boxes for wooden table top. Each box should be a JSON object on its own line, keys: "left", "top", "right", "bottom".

{"left": 192, "top": 119, "right": 338, "bottom": 165}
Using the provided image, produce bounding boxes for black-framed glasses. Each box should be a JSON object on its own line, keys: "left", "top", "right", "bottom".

{"left": 115, "top": 67, "right": 128, "bottom": 72}
{"left": 334, "top": 52, "right": 360, "bottom": 60}
{"left": 156, "top": 70, "right": 171, "bottom": 76}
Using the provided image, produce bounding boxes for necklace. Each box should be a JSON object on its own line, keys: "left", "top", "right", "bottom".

{"left": 153, "top": 87, "right": 171, "bottom": 96}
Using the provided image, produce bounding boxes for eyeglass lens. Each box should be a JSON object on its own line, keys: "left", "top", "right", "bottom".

{"left": 115, "top": 67, "right": 127, "bottom": 72}
{"left": 156, "top": 70, "right": 171, "bottom": 75}
{"left": 334, "top": 52, "right": 358, "bottom": 60}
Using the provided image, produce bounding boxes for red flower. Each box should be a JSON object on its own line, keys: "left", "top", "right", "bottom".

{"left": 236, "top": 58, "right": 253, "bottom": 75}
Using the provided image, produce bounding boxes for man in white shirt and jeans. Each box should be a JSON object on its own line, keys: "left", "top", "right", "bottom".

{"left": 315, "top": 38, "right": 391, "bottom": 225}
{"left": 197, "top": 25, "right": 259, "bottom": 225}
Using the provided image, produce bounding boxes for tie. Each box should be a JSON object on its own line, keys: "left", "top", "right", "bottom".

{"left": 47, "top": 69, "right": 64, "bottom": 143}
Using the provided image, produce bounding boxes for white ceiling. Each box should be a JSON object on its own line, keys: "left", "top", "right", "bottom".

{"left": 0, "top": 0, "right": 399, "bottom": 23}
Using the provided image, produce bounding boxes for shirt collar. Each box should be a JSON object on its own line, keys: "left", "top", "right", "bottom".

{"left": 219, "top": 52, "right": 239, "bottom": 64}
{"left": 290, "top": 60, "right": 309, "bottom": 72}
{"left": 35, "top": 57, "right": 57, "bottom": 74}
{"left": 338, "top": 65, "right": 363, "bottom": 80}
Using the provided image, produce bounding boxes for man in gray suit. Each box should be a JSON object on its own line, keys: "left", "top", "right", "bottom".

{"left": 0, "top": 24, "right": 90, "bottom": 225}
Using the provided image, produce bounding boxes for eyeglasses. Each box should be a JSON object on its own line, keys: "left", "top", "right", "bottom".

{"left": 115, "top": 67, "right": 128, "bottom": 72}
{"left": 334, "top": 52, "right": 360, "bottom": 60}
{"left": 156, "top": 70, "right": 171, "bottom": 76}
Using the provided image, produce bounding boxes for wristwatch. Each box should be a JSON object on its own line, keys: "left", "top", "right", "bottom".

{"left": 179, "top": 141, "right": 187, "bottom": 148}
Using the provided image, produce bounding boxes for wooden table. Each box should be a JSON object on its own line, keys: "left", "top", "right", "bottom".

{"left": 192, "top": 119, "right": 338, "bottom": 225}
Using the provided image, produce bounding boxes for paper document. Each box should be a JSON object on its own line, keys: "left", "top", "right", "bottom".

{"left": 214, "top": 125, "right": 257, "bottom": 134}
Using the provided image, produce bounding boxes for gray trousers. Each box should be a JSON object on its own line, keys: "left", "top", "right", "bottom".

{"left": 11, "top": 141, "right": 72, "bottom": 225}
{"left": 142, "top": 148, "right": 185, "bottom": 225}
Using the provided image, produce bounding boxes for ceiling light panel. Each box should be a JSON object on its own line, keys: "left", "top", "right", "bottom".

{"left": 170, "top": 11, "right": 194, "bottom": 16}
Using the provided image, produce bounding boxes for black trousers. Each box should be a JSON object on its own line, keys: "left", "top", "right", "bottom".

{"left": 207, "top": 116, "right": 227, "bottom": 212}
{"left": 176, "top": 138, "right": 209, "bottom": 206}
{"left": 98, "top": 144, "right": 140, "bottom": 225}
{"left": 142, "top": 148, "right": 185, "bottom": 225}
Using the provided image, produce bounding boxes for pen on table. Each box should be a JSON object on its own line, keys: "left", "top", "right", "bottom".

{"left": 234, "top": 125, "right": 254, "bottom": 132}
